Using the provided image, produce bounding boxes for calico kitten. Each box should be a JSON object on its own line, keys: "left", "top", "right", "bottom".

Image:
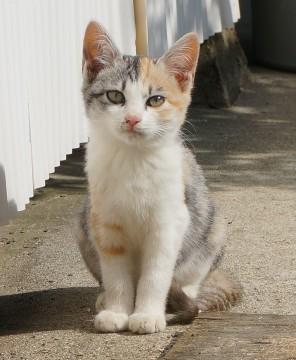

{"left": 78, "top": 21, "right": 241, "bottom": 334}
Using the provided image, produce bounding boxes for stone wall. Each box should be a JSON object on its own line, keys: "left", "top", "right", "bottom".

{"left": 193, "top": 28, "right": 249, "bottom": 108}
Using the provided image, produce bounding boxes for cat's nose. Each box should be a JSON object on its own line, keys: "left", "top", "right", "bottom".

{"left": 125, "top": 115, "right": 141, "bottom": 131}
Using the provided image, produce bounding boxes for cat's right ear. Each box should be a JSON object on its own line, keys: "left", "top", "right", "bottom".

{"left": 83, "top": 21, "right": 120, "bottom": 81}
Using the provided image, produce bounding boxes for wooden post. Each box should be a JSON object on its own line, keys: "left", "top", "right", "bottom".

{"left": 163, "top": 313, "right": 296, "bottom": 359}
{"left": 133, "top": 0, "right": 148, "bottom": 56}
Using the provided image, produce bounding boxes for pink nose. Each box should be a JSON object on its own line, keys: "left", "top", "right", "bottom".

{"left": 125, "top": 115, "right": 141, "bottom": 131}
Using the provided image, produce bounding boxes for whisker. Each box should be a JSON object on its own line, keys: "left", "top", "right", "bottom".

{"left": 179, "top": 130, "right": 197, "bottom": 150}
{"left": 183, "top": 119, "right": 198, "bottom": 138}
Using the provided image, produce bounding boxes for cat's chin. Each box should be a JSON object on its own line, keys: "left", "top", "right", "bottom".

{"left": 111, "top": 128, "right": 176, "bottom": 148}
{"left": 115, "top": 129, "right": 155, "bottom": 147}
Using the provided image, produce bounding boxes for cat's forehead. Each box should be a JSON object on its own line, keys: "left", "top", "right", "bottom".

{"left": 95, "top": 55, "right": 142, "bottom": 87}
{"left": 95, "top": 56, "right": 165, "bottom": 88}
{"left": 121, "top": 55, "right": 141, "bottom": 82}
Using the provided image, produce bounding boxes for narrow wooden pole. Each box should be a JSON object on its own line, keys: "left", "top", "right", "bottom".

{"left": 133, "top": 0, "right": 148, "bottom": 56}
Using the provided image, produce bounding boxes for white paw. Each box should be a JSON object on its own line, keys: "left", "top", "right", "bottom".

{"left": 94, "top": 310, "right": 129, "bottom": 333}
{"left": 95, "top": 292, "right": 105, "bottom": 312}
{"left": 129, "top": 313, "right": 166, "bottom": 334}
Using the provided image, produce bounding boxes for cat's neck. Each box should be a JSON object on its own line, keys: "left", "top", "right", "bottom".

{"left": 86, "top": 127, "right": 184, "bottom": 199}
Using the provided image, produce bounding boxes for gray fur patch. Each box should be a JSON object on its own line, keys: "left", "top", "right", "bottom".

{"left": 82, "top": 55, "right": 141, "bottom": 108}
{"left": 211, "top": 246, "right": 225, "bottom": 270}
{"left": 78, "top": 198, "right": 102, "bottom": 282}
{"left": 176, "top": 151, "right": 215, "bottom": 267}
{"left": 122, "top": 55, "right": 141, "bottom": 82}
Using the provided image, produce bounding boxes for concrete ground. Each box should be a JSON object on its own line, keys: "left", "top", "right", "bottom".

{"left": 0, "top": 67, "right": 295, "bottom": 359}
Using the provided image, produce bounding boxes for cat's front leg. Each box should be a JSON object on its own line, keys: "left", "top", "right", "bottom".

{"left": 129, "top": 209, "right": 189, "bottom": 334}
{"left": 94, "top": 255, "right": 134, "bottom": 332}
{"left": 92, "top": 220, "right": 134, "bottom": 333}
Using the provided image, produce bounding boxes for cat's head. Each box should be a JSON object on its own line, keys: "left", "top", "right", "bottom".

{"left": 82, "top": 21, "right": 199, "bottom": 147}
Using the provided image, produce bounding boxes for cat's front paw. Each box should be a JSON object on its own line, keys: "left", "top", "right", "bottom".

{"left": 129, "top": 312, "right": 166, "bottom": 334}
{"left": 94, "top": 310, "right": 129, "bottom": 333}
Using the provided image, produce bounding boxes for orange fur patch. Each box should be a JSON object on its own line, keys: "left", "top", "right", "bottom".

{"left": 99, "top": 244, "right": 126, "bottom": 256}
{"left": 103, "top": 223, "right": 123, "bottom": 233}
{"left": 139, "top": 58, "right": 190, "bottom": 118}
{"left": 90, "top": 201, "right": 125, "bottom": 255}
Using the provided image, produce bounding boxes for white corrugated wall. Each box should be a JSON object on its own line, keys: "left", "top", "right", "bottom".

{"left": 146, "top": 0, "right": 240, "bottom": 57}
{"left": 0, "top": 0, "right": 136, "bottom": 224}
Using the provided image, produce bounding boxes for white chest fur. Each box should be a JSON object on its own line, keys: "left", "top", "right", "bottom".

{"left": 86, "top": 134, "right": 185, "bottom": 240}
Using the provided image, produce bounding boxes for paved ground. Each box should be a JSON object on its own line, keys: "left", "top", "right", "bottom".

{"left": 0, "top": 67, "right": 295, "bottom": 359}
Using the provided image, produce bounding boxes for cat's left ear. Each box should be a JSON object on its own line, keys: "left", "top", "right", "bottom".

{"left": 83, "top": 21, "right": 120, "bottom": 81}
{"left": 159, "top": 33, "right": 200, "bottom": 92}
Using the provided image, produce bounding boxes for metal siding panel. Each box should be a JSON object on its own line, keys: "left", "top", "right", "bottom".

{"left": 0, "top": 0, "right": 33, "bottom": 221}
{"left": 147, "top": 0, "right": 240, "bottom": 57}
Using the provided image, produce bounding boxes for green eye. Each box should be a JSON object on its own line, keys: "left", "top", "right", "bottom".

{"left": 146, "top": 95, "right": 165, "bottom": 108}
{"left": 106, "top": 90, "right": 125, "bottom": 105}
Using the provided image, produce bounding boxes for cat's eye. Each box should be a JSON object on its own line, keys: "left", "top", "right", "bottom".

{"left": 106, "top": 90, "right": 125, "bottom": 105}
{"left": 146, "top": 95, "right": 165, "bottom": 108}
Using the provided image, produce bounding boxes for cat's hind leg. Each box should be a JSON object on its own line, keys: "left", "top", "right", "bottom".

{"left": 95, "top": 290, "right": 105, "bottom": 312}
{"left": 167, "top": 210, "right": 228, "bottom": 324}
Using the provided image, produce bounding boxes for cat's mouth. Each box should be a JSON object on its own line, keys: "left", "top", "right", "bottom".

{"left": 121, "top": 126, "right": 145, "bottom": 137}
{"left": 126, "top": 131, "right": 145, "bottom": 139}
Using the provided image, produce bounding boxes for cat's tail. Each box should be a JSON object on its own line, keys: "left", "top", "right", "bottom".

{"left": 166, "top": 270, "right": 242, "bottom": 325}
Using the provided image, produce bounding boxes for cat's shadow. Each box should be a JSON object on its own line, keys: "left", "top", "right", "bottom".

{"left": 0, "top": 287, "right": 99, "bottom": 335}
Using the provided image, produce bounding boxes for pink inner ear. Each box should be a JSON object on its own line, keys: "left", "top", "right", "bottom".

{"left": 83, "top": 46, "right": 103, "bottom": 74}
{"left": 83, "top": 22, "right": 102, "bottom": 77}
{"left": 83, "top": 21, "right": 119, "bottom": 79}
{"left": 160, "top": 33, "right": 200, "bottom": 92}
{"left": 175, "top": 72, "right": 190, "bottom": 92}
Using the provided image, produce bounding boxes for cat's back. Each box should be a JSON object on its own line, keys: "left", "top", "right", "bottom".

{"left": 182, "top": 146, "right": 209, "bottom": 201}
{"left": 181, "top": 145, "right": 214, "bottom": 243}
